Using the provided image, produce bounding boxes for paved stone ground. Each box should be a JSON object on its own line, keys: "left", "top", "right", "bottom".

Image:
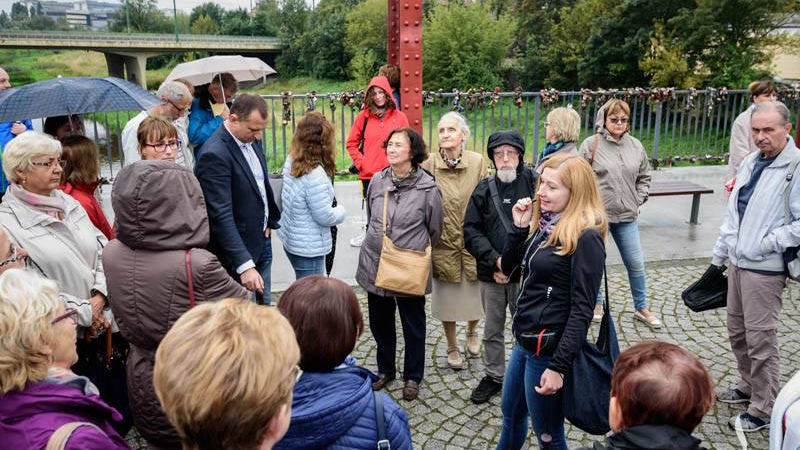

{"left": 127, "top": 259, "right": 799, "bottom": 450}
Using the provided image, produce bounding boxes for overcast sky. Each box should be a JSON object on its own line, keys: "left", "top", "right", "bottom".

{"left": 0, "top": 0, "right": 312, "bottom": 15}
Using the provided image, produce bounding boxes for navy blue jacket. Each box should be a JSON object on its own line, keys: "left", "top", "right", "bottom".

{"left": 194, "top": 125, "right": 280, "bottom": 274}
{"left": 275, "top": 366, "right": 412, "bottom": 450}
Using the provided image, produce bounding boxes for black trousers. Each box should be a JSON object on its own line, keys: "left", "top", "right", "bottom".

{"left": 367, "top": 292, "right": 426, "bottom": 382}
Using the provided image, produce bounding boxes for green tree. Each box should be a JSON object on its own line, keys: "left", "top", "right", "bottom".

{"left": 221, "top": 8, "right": 257, "bottom": 36}
{"left": 639, "top": 24, "right": 703, "bottom": 87}
{"left": 274, "top": 0, "right": 310, "bottom": 76}
{"left": 0, "top": 11, "right": 9, "bottom": 28}
{"left": 252, "top": 0, "right": 280, "bottom": 36}
{"left": 669, "top": 0, "right": 798, "bottom": 87}
{"left": 295, "top": 0, "right": 359, "bottom": 79}
{"left": 11, "top": 2, "right": 28, "bottom": 21}
{"left": 423, "top": 1, "right": 516, "bottom": 90}
{"left": 189, "top": 2, "right": 224, "bottom": 27}
{"left": 578, "top": 0, "right": 693, "bottom": 88}
{"left": 110, "top": 0, "right": 170, "bottom": 32}
{"left": 344, "top": 0, "right": 387, "bottom": 72}
{"left": 349, "top": 49, "right": 378, "bottom": 85}
{"left": 190, "top": 14, "right": 218, "bottom": 35}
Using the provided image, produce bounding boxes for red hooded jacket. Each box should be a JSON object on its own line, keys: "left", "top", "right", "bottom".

{"left": 346, "top": 76, "right": 409, "bottom": 181}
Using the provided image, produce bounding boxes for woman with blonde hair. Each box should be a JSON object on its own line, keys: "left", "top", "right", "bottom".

{"left": 495, "top": 154, "right": 607, "bottom": 450}
{"left": 277, "top": 112, "right": 346, "bottom": 279}
{"left": 422, "top": 111, "right": 488, "bottom": 370}
{"left": 0, "top": 269, "right": 131, "bottom": 449}
{"left": 537, "top": 107, "right": 581, "bottom": 170}
{"left": 137, "top": 116, "right": 180, "bottom": 163}
{"left": 60, "top": 135, "right": 114, "bottom": 240}
{"left": 579, "top": 98, "right": 660, "bottom": 328}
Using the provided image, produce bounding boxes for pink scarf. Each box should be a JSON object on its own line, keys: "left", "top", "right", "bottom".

{"left": 8, "top": 183, "right": 65, "bottom": 219}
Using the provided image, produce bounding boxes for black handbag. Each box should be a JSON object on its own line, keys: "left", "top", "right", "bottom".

{"left": 681, "top": 264, "right": 727, "bottom": 312}
{"left": 562, "top": 264, "right": 620, "bottom": 435}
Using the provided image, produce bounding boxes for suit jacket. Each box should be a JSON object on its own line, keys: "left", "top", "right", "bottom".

{"left": 195, "top": 125, "right": 280, "bottom": 274}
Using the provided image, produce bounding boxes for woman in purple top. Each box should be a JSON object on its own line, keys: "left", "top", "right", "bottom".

{"left": 0, "top": 269, "right": 130, "bottom": 450}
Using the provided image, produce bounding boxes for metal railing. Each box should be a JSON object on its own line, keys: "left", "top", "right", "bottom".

{"left": 85, "top": 88, "right": 800, "bottom": 179}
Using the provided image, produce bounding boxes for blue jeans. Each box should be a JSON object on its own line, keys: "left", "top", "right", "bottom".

{"left": 255, "top": 235, "right": 273, "bottom": 305}
{"left": 597, "top": 220, "right": 647, "bottom": 310}
{"left": 495, "top": 344, "right": 567, "bottom": 450}
{"left": 284, "top": 249, "right": 325, "bottom": 280}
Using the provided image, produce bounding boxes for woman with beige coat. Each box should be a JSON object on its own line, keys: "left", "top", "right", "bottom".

{"left": 579, "top": 99, "right": 660, "bottom": 328}
{"left": 422, "top": 111, "right": 488, "bottom": 370}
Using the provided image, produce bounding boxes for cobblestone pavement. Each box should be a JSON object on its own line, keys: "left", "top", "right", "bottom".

{"left": 127, "top": 259, "right": 800, "bottom": 450}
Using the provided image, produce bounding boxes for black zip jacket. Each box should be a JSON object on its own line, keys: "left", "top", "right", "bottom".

{"left": 501, "top": 225, "right": 605, "bottom": 374}
{"left": 574, "top": 425, "right": 707, "bottom": 450}
{"left": 463, "top": 167, "right": 537, "bottom": 283}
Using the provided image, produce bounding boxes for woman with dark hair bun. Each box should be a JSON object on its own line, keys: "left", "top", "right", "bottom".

{"left": 275, "top": 276, "right": 412, "bottom": 450}
{"left": 356, "top": 127, "right": 443, "bottom": 401}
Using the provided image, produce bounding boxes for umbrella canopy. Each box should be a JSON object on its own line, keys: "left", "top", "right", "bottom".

{"left": 164, "top": 55, "right": 277, "bottom": 88}
{"left": 0, "top": 77, "right": 161, "bottom": 123}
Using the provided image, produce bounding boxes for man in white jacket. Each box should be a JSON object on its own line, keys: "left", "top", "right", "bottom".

{"left": 121, "top": 81, "right": 193, "bottom": 169}
{"left": 712, "top": 101, "right": 800, "bottom": 432}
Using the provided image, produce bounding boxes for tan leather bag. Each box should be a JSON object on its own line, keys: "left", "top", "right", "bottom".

{"left": 374, "top": 190, "right": 431, "bottom": 296}
{"left": 46, "top": 422, "right": 105, "bottom": 450}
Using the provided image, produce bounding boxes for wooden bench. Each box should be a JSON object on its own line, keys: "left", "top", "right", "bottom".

{"left": 649, "top": 181, "right": 714, "bottom": 225}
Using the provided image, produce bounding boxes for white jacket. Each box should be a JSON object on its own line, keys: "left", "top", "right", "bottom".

{"left": 771, "top": 370, "right": 800, "bottom": 450}
{"left": 712, "top": 139, "right": 800, "bottom": 272}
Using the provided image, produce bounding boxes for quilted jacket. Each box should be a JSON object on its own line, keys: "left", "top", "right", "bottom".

{"left": 276, "top": 157, "right": 346, "bottom": 257}
{"left": 275, "top": 365, "right": 412, "bottom": 450}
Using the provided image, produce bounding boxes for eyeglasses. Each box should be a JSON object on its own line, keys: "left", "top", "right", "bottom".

{"left": 143, "top": 140, "right": 182, "bottom": 152}
{"left": 166, "top": 98, "right": 191, "bottom": 115}
{"left": 0, "top": 243, "right": 23, "bottom": 268}
{"left": 31, "top": 158, "right": 66, "bottom": 169}
{"left": 51, "top": 307, "right": 78, "bottom": 325}
{"left": 608, "top": 117, "right": 629, "bottom": 125}
{"left": 495, "top": 149, "right": 520, "bottom": 159}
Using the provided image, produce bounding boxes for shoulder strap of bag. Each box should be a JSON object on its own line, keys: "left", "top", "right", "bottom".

{"left": 358, "top": 116, "right": 369, "bottom": 154}
{"left": 46, "top": 422, "right": 105, "bottom": 450}
{"left": 590, "top": 134, "right": 600, "bottom": 166}
{"left": 373, "top": 391, "right": 390, "bottom": 450}
{"left": 783, "top": 157, "right": 800, "bottom": 226}
{"left": 381, "top": 190, "right": 390, "bottom": 236}
{"left": 185, "top": 249, "right": 196, "bottom": 308}
{"left": 487, "top": 176, "right": 513, "bottom": 234}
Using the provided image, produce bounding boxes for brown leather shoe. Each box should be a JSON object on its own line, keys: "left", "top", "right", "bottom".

{"left": 371, "top": 373, "right": 395, "bottom": 391}
{"left": 402, "top": 379, "right": 420, "bottom": 401}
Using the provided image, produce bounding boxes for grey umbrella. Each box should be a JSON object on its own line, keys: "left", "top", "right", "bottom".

{"left": 0, "top": 76, "right": 161, "bottom": 122}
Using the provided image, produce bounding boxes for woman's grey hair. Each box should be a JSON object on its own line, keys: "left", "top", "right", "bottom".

{"left": 158, "top": 81, "right": 192, "bottom": 103}
{"left": 438, "top": 111, "right": 470, "bottom": 150}
{"left": 2, "top": 132, "right": 62, "bottom": 184}
{"left": 752, "top": 101, "right": 791, "bottom": 125}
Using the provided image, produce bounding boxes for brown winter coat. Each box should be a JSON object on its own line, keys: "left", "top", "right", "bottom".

{"left": 421, "top": 150, "right": 488, "bottom": 282}
{"left": 356, "top": 166, "right": 443, "bottom": 297}
{"left": 103, "top": 161, "right": 248, "bottom": 449}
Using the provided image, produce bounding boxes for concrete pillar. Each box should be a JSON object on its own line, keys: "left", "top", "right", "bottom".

{"left": 104, "top": 52, "right": 148, "bottom": 88}
{"left": 104, "top": 53, "right": 125, "bottom": 80}
{"left": 122, "top": 55, "right": 148, "bottom": 88}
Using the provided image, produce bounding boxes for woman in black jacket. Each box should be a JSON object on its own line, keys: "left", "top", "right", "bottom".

{"left": 494, "top": 154, "right": 607, "bottom": 450}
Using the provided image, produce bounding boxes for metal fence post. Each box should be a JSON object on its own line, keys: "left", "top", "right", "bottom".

{"left": 653, "top": 102, "right": 662, "bottom": 161}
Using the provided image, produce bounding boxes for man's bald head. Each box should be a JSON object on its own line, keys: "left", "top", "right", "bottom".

{"left": 0, "top": 67, "right": 10, "bottom": 91}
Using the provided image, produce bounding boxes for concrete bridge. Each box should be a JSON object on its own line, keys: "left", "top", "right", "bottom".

{"left": 0, "top": 30, "right": 283, "bottom": 87}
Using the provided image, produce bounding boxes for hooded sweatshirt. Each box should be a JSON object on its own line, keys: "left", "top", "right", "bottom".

{"left": 0, "top": 381, "right": 131, "bottom": 450}
{"left": 103, "top": 161, "right": 248, "bottom": 448}
{"left": 578, "top": 103, "right": 651, "bottom": 223}
{"left": 346, "top": 77, "right": 409, "bottom": 181}
{"left": 275, "top": 365, "right": 412, "bottom": 450}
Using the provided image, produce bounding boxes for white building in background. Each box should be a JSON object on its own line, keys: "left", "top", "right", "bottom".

{"left": 771, "top": 15, "right": 800, "bottom": 82}
{"left": 21, "top": 0, "right": 120, "bottom": 29}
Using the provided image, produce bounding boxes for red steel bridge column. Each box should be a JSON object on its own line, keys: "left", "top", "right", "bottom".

{"left": 387, "top": 0, "right": 423, "bottom": 135}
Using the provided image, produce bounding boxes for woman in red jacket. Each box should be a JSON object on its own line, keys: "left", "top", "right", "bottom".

{"left": 346, "top": 76, "right": 409, "bottom": 246}
{"left": 59, "top": 135, "right": 114, "bottom": 240}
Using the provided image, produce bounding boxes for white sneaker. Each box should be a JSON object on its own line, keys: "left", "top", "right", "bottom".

{"left": 350, "top": 232, "right": 365, "bottom": 247}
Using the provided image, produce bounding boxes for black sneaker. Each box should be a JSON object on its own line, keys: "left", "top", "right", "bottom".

{"left": 728, "top": 412, "right": 770, "bottom": 432}
{"left": 717, "top": 388, "right": 751, "bottom": 404}
{"left": 470, "top": 376, "right": 502, "bottom": 404}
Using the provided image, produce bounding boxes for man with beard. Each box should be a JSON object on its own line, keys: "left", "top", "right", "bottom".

{"left": 464, "top": 130, "right": 537, "bottom": 404}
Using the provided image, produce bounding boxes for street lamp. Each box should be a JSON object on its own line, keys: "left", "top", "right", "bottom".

{"left": 172, "top": 0, "right": 179, "bottom": 42}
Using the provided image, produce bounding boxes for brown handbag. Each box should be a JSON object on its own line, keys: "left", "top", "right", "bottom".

{"left": 374, "top": 190, "right": 432, "bottom": 296}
